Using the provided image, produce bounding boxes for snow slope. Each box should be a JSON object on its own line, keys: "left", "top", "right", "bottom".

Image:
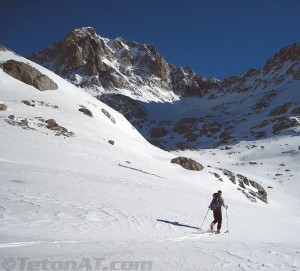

{"left": 0, "top": 50, "right": 300, "bottom": 270}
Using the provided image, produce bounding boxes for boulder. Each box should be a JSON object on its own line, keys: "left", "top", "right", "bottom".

{"left": 0, "top": 103, "right": 8, "bottom": 111}
{"left": 45, "top": 119, "right": 59, "bottom": 129}
{"left": 22, "top": 100, "right": 35, "bottom": 107}
{"left": 45, "top": 119, "right": 75, "bottom": 137}
{"left": 101, "top": 108, "right": 116, "bottom": 124}
{"left": 78, "top": 106, "right": 93, "bottom": 117}
{"left": 2, "top": 60, "right": 58, "bottom": 91}
{"left": 171, "top": 157, "right": 203, "bottom": 171}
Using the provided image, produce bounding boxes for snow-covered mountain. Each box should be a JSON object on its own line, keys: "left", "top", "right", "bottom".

{"left": 1, "top": 37, "right": 300, "bottom": 270}
{"left": 29, "top": 27, "right": 216, "bottom": 103}
{"left": 29, "top": 27, "right": 300, "bottom": 150}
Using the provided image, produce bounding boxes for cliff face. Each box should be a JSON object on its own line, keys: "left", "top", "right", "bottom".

{"left": 28, "top": 28, "right": 300, "bottom": 149}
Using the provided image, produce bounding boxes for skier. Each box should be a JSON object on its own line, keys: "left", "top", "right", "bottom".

{"left": 209, "top": 190, "right": 228, "bottom": 233}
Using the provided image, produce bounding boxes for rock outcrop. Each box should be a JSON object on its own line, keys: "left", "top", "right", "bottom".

{"left": 171, "top": 157, "right": 203, "bottom": 171}
{"left": 45, "top": 119, "right": 75, "bottom": 137}
{"left": 215, "top": 168, "right": 268, "bottom": 203}
{"left": 149, "top": 127, "right": 168, "bottom": 138}
{"left": 263, "top": 43, "right": 300, "bottom": 73}
{"left": 0, "top": 103, "right": 8, "bottom": 111}
{"left": 0, "top": 44, "right": 13, "bottom": 52}
{"left": 237, "top": 174, "right": 268, "bottom": 203}
{"left": 2, "top": 60, "right": 58, "bottom": 91}
{"left": 78, "top": 106, "right": 93, "bottom": 117}
{"left": 101, "top": 108, "right": 116, "bottom": 124}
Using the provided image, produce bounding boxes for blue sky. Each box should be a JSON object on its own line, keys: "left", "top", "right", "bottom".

{"left": 1, "top": 0, "right": 300, "bottom": 79}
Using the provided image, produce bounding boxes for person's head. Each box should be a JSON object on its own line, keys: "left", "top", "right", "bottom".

{"left": 213, "top": 193, "right": 218, "bottom": 198}
{"left": 218, "top": 190, "right": 222, "bottom": 197}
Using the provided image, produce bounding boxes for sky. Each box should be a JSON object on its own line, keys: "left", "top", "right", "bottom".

{"left": 1, "top": 0, "right": 300, "bottom": 79}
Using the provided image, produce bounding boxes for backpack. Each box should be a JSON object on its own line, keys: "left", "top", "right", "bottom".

{"left": 212, "top": 199, "right": 220, "bottom": 209}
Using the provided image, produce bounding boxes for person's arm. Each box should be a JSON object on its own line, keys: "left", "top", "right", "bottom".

{"left": 222, "top": 198, "right": 228, "bottom": 209}
{"left": 209, "top": 200, "right": 213, "bottom": 210}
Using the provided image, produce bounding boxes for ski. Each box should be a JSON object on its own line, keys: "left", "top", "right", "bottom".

{"left": 199, "top": 229, "right": 229, "bottom": 235}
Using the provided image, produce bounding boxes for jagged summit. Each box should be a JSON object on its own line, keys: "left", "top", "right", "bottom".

{"left": 29, "top": 27, "right": 215, "bottom": 102}
{"left": 69, "top": 26, "right": 97, "bottom": 38}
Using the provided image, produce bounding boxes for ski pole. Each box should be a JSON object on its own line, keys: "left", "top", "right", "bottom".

{"left": 226, "top": 208, "right": 229, "bottom": 234}
{"left": 199, "top": 208, "right": 210, "bottom": 230}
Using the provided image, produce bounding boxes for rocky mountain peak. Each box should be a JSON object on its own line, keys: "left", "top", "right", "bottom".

{"left": 28, "top": 27, "right": 215, "bottom": 101}
{"left": 67, "top": 27, "right": 97, "bottom": 41}
{"left": 263, "top": 42, "right": 300, "bottom": 72}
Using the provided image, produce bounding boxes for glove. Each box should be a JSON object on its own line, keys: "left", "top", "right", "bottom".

{"left": 225, "top": 205, "right": 228, "bottom": 209}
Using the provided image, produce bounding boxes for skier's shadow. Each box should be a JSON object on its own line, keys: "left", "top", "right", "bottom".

{"left": 157, "top": 219, "right": 199, "bottom": 230}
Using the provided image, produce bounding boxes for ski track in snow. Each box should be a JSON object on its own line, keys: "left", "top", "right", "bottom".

{"left": 1, "top": 163, "right": 300, "bottom": 270}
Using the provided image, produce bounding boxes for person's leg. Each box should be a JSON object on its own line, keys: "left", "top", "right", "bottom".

{"left": 212, "top": 210, "right": 218, "bottom": 224}
{"left": 217, "top": 210, "right": 222, "bottom": 231}
{"left": 211, "top": 210, "right": 218, "bottom": 230}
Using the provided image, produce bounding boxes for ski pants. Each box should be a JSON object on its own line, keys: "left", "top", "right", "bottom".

{"left": 212, "top": 209, "right": 222, "bottom": 230}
